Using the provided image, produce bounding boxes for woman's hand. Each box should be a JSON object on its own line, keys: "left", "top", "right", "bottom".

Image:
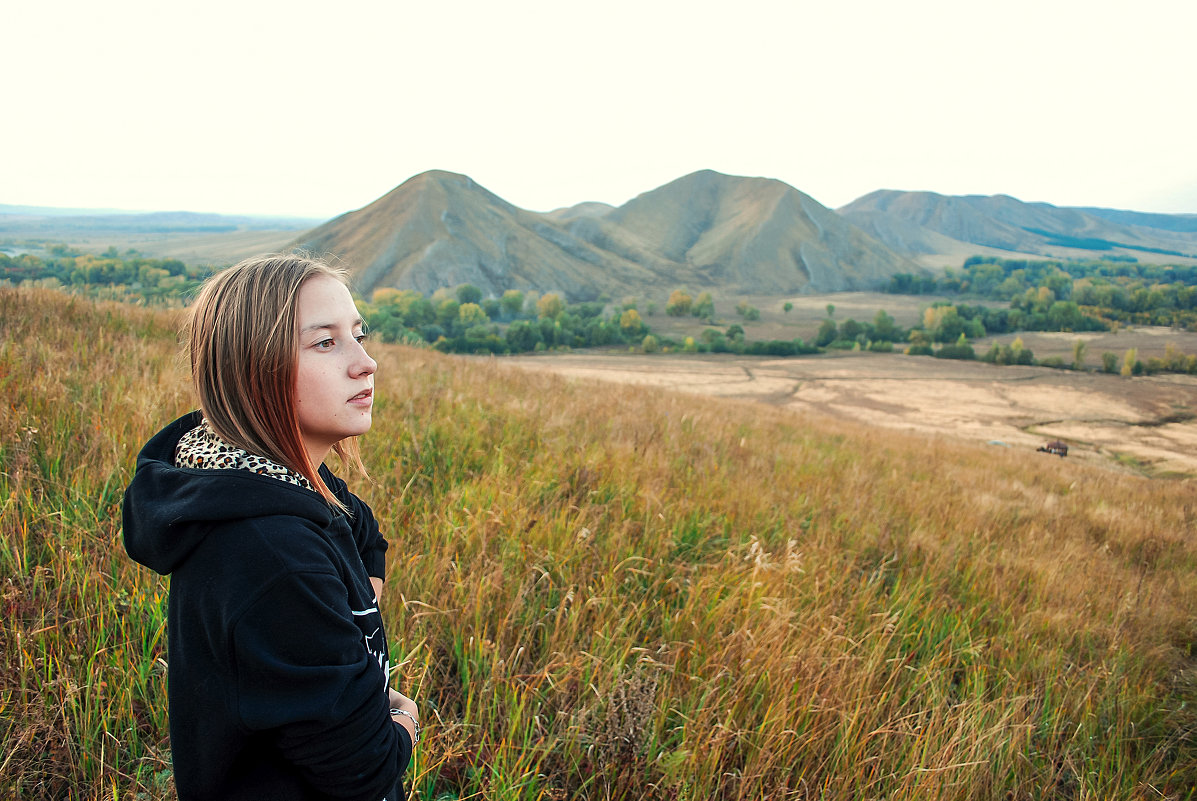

{"left": 388, "top": 689, "right": 420, "bottom": 744}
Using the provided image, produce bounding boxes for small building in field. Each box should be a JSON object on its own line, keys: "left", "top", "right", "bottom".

{"left": 1037, "top": 440, "right": 1068, "bottom": 457}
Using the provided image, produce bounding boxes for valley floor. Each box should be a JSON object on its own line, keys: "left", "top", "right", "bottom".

{"left": 504, "top": 348, "right": 1197, "bottom": 478}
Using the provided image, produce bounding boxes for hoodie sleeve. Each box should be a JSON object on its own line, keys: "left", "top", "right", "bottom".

{"left": 322, "top": 467, "right": 388, "bottom": 580}
{"left": 232, "top": 569, "right": 411, "bottom": 800}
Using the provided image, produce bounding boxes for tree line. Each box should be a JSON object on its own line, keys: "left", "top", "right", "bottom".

{"left": 0, "top": 245, "right": 214, "bottom": 303}
{"left": 359, "top": 284, "right": 818, "bottom": 357}
{"left": 6, "top": 245, "right": 1196, "bottom": 372}
{"left": 886, "top": 256, "right": 1197, "bottom": 330}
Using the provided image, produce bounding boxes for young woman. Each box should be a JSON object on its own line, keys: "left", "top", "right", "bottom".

{"left": 123, "top": 254, "right": 419, "bottom": 800}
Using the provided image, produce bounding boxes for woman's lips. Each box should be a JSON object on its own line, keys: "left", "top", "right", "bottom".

{"left": 348, "top": 388, "right": 373, "bottom": 405}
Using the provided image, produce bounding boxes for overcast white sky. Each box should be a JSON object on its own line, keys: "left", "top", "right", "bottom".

{"left": 5, "top": 0, "right": 1195, "bottom": 219}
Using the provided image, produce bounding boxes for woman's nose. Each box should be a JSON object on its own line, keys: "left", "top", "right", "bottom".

{"left": 353, "top": 341, "right": 377, "bottom": 377}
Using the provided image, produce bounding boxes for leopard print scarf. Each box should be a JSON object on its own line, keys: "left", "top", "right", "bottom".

{"left": 174, "top": 418, "right": 316, "bottom": 493}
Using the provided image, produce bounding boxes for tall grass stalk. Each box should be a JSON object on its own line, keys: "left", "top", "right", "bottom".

{"left": 1, "top": 288, "right": 1194, "bottom": 799}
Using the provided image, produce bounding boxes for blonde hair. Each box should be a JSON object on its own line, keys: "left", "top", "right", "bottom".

{"left": 186, "top": 253, "right": 367, "bottom": 510}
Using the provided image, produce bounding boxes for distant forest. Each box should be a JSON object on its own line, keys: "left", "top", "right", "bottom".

{"left": 4, "top": 245, "right": 1197, "bottom": 373}
{"left": 0, "top": 245, "right": 213, "bottom": 302}
{"left": 886, "top": 256, "right": 1197, "bottom": 330}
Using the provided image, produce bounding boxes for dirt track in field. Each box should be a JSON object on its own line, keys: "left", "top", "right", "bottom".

{"left": 505, "top": 349, "right": 1197, "bottom": 478}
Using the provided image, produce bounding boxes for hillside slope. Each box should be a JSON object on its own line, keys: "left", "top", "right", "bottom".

{"left": 840, "top": 190, "right": 1197, "bottom": 264}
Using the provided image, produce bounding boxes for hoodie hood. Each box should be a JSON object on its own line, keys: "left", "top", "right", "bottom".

{"left": 123, "top": 412, "right": 337, "bottom": 575}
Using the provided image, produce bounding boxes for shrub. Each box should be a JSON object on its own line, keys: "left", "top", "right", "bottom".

{"left": 1121, "top": 348, "right": 1138, "bottom": 377}
{"left": 815, "top": 320, "right": 837, "bottom": 347}
{"left": 934, "top": 343, "right": 976, "bottom": 360}
{"left": 666, "top": 290, "right": 693, "bottom": 317}
{"left": 839, "top": 319, "right": 864, "bottom": 341}
{"left": 736, "top": 301, "right": 760, "bottom": 320}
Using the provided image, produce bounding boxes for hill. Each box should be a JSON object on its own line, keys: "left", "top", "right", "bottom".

{"left": 296, "top": 170, "right": 669, "bottom": 300}
{"left": 840, "top": 190, "right": 1197, "bottom": 265}
{"left": 0, "top": 206, "right": 318, "bottom": 234}
{"left": 598, "top": 170, "right": 918, "bottom": 293}
{"left": 3, "top": 286, "right": 1195, "bottom": 798}
{"left": 294, "top": 170, "right": 919, "bottom": 299}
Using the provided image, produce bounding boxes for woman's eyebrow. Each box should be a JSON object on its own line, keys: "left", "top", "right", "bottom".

{"left": 301, "top": 317, "right": 364, "bottom": 334}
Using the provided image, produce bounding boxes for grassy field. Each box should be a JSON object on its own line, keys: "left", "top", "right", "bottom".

{"left": 1, "top": 287, "right": 1195, "bottom": 799}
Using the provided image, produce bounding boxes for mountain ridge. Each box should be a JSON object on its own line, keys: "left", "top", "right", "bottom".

{"left": 296, "top": 170, "right": 920, "bottom": 299}
{"left": 839, "top": 189, "right": 1197, "bottom": 266}
{"left": 9, "top": 177, "right": 1196, "bottom": 291}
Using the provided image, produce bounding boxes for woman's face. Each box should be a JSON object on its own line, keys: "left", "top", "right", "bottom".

{"left": 294, "top": 275, "right": 377, "bottom": 465}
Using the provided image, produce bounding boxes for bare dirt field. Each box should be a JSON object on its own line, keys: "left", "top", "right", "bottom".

{"left": 505, "top": 347, "right": 1197, "bottom": 478}
{"left": 62, "top": 229, "right": 301, "bottom": 265}
{"left": 639, "top": 291, "right": 944, "bottom": 343}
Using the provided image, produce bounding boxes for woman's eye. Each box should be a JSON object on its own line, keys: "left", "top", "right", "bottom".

{"left": 355, "top": 333, "right": 368, "bottom": 344}
{"left": 316, "top": 338, "right": 335, "bottom": 349}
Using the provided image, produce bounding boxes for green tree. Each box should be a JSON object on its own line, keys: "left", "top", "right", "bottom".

{"left": 1072, "top": 339, "right": 1086, "bottom": 370}
{"left": 783, "top": 302, "right": 793, "bottom": 314}
{"left": 500, "top": 289, "right": 524, "bottom": 318}
{"left": 642, "top": 334, "right": 660, "bottom": 353}
{"left": 839, "top": 319, "right": 864, "bottom": 342}
{"left": 924, "top": 305, "right": 965, "bottom": 343}
{"left": 815, "top": 319, "right": 837, "bottom": 347}
{"left": 505, "top": 320, "right": 542, "bottom": 352}
{"left": 693, "top": 292, "right": 715, "bottom": 318}
{"left": 1101, "top": 352, "right": 1118, "bottom": 373}
{"left": 871, "top": 309, "right": 898, "bottom": 341}
{"left": 458, "top": 302, "right": 488, "bottom": 326}
{"left": 455, "top": 284, "right": 483, "bottom": 305}
{"left": 435, "top": 298, "right": 461, "bottom": 327}
{"left": 826, "top": 303, "right": 835, "bottom": 318}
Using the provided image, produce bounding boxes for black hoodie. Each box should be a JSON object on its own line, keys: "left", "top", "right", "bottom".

{"left": 123, "top": 412, "right": 412, "bottom": 800}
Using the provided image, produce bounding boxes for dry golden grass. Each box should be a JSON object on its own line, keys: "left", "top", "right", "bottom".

{"left": 1, "top": 287, "right": 1194, "bottom": 799}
